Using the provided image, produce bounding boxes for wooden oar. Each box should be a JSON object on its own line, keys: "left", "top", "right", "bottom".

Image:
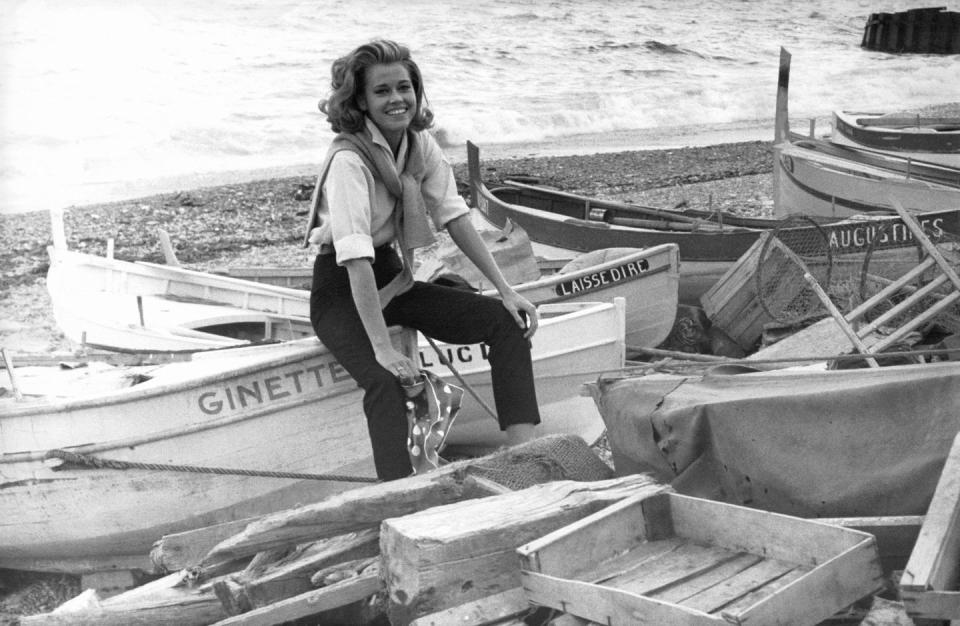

{"left": 502, "top": 179, "right": 715, "bottom": 228}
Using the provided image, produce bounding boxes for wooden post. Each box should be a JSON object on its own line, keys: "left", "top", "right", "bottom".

{"left": 1, "top": 348, "right": 24, "bottom": 401}
{"left": 158, "top": 230, "right": 181, "bottom": 266}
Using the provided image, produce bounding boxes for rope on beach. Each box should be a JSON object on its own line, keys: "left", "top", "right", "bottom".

{"left": 42, "top": 449, "right": 380, "bottom": 483}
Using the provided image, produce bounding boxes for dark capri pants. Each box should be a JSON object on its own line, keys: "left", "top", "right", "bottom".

{"left": 310, "top": 244, "right": 541, "bottom": 480}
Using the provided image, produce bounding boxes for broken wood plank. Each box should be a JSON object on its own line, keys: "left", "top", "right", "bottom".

{"left": 900, "top": 431, "right": 960, "bottom": 619}
{"left": 239, "top": 528, "right": 379, "bottom": 610}
{"left": 151, "top": 517, "right": 261, "bottom": 574}
{"left": 200, "top": 434, "right": 600, "bottom": 569}
{"left": 209, "top": 569, "right": 382, "bottom": 626}
{"left": 20, "top": 571, "right": 227, "bottom": 626}
{"left": 382, "top": 475, "right": 667, "bottom": 626}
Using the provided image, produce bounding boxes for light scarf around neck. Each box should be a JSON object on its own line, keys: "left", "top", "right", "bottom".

{"left": 303, "top": 123, "right": 437, "bottom": 306}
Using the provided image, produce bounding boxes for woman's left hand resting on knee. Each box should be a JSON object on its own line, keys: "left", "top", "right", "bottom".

{"left": 445, "top": 214, "right": 538, "bottom": 339}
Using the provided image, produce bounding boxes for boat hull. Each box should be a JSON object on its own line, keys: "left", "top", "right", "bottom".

{"left": 421, "top": 300, "right": 625, "bottom": 448}
{"left": 483, "top": 245, "right": 679, "bottom": 349}
{"left": 47, "top": 246, "right": 314, "bottom": 352}
{"left": 0, "top": 338, "right": 385, "bottom": 572}
{"left": 774, "top": 140, "right": 960, "bottom": 219}
{"left": 831, "top": 110, "right": 960, "bottom": 169}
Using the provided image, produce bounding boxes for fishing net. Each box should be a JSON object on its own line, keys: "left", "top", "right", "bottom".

{"left": 756, "top": 211, "right": 960, "bottom": 342}
{"left": 458, "top": 434, "right": 614, "bottom": 490}
{"left": 755, "top": 215, "right": 835, "bottom": 324}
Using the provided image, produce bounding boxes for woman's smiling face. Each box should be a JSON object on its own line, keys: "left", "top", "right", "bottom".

{"left": 360, "top": 62, "right": 416, "bottom": 149}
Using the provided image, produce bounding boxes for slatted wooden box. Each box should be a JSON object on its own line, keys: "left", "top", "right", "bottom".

{"left": 517, "top": 492, "right": 884, "bottom": 625}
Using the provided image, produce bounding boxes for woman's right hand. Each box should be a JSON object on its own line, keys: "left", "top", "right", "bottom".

{"left": 375, "top": 346, "right": 419, "bottom": 383}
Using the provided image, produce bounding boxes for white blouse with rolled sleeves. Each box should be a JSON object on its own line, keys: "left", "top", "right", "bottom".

{"left": 317, "top": 119, "right": 469, "bottom": 265}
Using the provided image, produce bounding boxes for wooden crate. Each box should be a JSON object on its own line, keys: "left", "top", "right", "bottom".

{"left": 701, "top": 232, "right": 822, "bottom": 353}
{"left": 517, "top": 492, "right": 883, "bottom": 625}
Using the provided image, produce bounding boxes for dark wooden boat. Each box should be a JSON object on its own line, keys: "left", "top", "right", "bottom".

{"left": 831, "top": 109, "right": 960, "bottom": 169}
{"left": 467, "top": 141, "right": 774, "bottom": 303}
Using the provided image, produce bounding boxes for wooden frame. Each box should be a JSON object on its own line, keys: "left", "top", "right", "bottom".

{"left": 517, "top": 492, "right": 883, "bottom": 625}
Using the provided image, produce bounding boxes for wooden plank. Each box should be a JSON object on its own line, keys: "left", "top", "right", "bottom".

{"left": 607, "top": 542, "right": 741, "bottom": 594}
{"left": 668, "top": 493, "right": 871, "bottom": 565}
{"left": 151, "top": 518, "right": 257, "bottom": 573}
{"left": 20, "top": 571, "right": 227, "bottom": 626}
{"left": 518, "top": 488, "right": 674, "bottom": 581}
{"left": 901, "top": 589, "right": 960, "bottom": 619}
{"left": 679, "top": 558, "right": 799, "bottom": 614}
{"left": 814, "top": 516, "right": 922, "bottom": 573}
{"left": 243, "top": 529, "right": 378, "bottom": 609}
{"left": 521, "top": 571, "right": 722, "bottom": 625}
{"left": 584, "top": 538, "right": 686, "bottom": 585}
{"left": 648, "top": 552, "right": 765, "bottom": 605}
{"left": 746, "top": 317, "right": 881, "bottom": 368}
{"left": 208, "top": 570, "right": 381, "bottom": 626}
{"left": 804, "top": 272, "right": 881, "bottom": 367}
{"left": 901, "top": 431, "right": 960, "bottom": 592}
{"left": 708, "top": 567, "right": 807, "bottom": 616}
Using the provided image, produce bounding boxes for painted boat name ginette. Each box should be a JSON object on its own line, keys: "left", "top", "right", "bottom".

{"left": 197, "top": 358, "right": 353, "bottom": 415}
{"left": 555, "top": 259, "right": 651, "bottom": 297}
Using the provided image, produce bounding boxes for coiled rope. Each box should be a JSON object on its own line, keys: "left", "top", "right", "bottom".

{"left": 43, "top": 449, "right": 379, "bottom": 483}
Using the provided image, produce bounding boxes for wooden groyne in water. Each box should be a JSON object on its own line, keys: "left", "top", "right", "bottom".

{"left": 861, "top": 6, "right": 960, "bottom": 54}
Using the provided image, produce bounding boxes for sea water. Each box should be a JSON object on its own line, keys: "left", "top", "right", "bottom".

{"left": 1, "top": 0, "right": 959, "bottom": 214}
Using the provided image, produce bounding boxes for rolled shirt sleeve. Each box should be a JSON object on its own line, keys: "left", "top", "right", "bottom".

{"left": 323, "top": 152, "right": 379, "bottom": 264}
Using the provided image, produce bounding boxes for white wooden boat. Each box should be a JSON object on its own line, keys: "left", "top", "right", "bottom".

{"left": 423, "top": 298, "right": 625, "bottom": 449}
{"left": 588, "top": 360, "right": 960, "bottom": 519}
{"left": 773, "top": 49, "right": 960, "bottom": 220}
{"left": 51, "top": 228, "right": 671, "bottom": 353}
{"left": 503, "top": 246, "right": 676, "bottom": 350}
{"left": 831, "top": 109, "right": 960, "bottom": 169}
{"left": 0, "top": 300, "right": 621, "bottom": 572}
{"left": 47, "top": 244, "right": 314, "bottom": 353}
{"left": 0, "top": 332, "right": 409, "bottom": 574}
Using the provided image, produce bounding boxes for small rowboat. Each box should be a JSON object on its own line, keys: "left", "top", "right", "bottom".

{"left": 467, "top": 141, "right": 768, "bottom": 304}
{"left": 47, "top": 244, "right": 314, "bottom": 353}
{"left": 831, "top": 109, "right": 960, "bottom": 169}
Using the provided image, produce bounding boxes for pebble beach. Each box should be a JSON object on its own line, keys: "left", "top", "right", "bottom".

{"left": 0, "top": 139, "right": 774, "bottom": 354}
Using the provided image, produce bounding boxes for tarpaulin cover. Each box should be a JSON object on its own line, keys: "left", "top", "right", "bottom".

{"left": 592, "top": 361, "right": 960, "bottom": 517}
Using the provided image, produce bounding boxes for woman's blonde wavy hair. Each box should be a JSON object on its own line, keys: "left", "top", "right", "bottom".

{"left": 319, "top": 39, "right": 434, "bottom": 134}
